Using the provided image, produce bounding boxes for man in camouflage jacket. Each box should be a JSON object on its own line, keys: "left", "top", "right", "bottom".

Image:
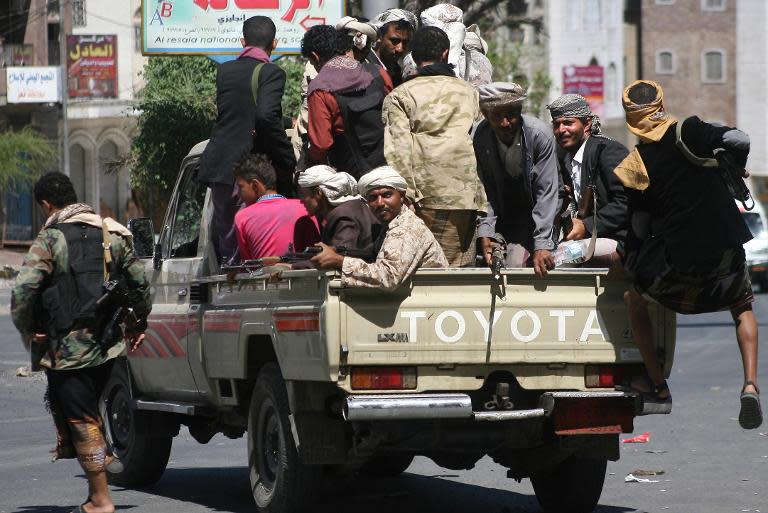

{"left": 311, "top": 166, "right": 448, "bottom": 290}
{"left": 11, "top": 172, "right": 150, "bottom": 513}
{"left": 382, "top": 26, "right": 486, "bottom": 267}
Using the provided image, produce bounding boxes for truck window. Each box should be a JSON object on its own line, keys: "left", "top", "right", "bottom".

{"left": 170, "top": 166, "right": 207, "bottom": 258}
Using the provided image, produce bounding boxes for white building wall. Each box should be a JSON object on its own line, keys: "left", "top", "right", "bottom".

{"left": 737, "top": 0, "right": 768, "bottom": 177}
{"left": 546, "top": 0, "right": 625, "bottom": 121}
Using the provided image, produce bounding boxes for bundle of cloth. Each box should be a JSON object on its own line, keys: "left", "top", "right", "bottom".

{"left": 401, "top": 3, "right": 492, "bottom": 87}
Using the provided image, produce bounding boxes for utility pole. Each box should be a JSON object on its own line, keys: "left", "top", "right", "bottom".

{"left": 58, "top": 0, "right": 70, "bottom": 175}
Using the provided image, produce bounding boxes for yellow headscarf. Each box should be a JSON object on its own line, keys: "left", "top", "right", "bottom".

{"left": 614, "top": 80, "right": 678, "bottom": 190}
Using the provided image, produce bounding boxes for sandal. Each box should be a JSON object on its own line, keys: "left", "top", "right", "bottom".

{"left": 739, "top": 381, "right": 763, "bottom": 430}
{"left": 619, "top": 375, "right": 672, "bottom": 415}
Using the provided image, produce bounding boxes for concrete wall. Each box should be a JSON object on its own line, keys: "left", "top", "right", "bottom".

{"left": 641, "top": 0, "right": 736, "bottom": 125}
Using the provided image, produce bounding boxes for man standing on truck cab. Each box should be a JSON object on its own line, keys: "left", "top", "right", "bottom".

{"left": 474, "top": 82, "right": 559, "bottom": 277}
{"left": 311, "top": 166, "right": 448, "bottom": 291}
{"left": 548, "top": 94, "right": 630, "bottom": 267}
{"left": 234, "top": 154, "right": 320, "bottom": 261}
{"left": 617, "top": 80, "right": 761, "bottom": 429}
{"left": 11, "top": 172, "right": 151, "bottom": 513}
{"left": 297, "top": 165, "right": 380, "bottom": 259}
{"left": 198, "top": 16, "right": 296, "bottom": 265}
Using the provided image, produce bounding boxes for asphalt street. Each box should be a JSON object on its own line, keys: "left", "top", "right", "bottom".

{"left": 0, "top": 284, "right": 765, "bottom": 513}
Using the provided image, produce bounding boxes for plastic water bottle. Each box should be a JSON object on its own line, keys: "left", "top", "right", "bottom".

{"left": 553, "top": 240, "right": 590, "bottom": 266}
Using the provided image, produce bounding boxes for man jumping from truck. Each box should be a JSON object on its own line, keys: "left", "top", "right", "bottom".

{"left": 311, "top": 166, "right": 448, "bottom": 290}
{"left": 617, "top": 80, "right": 761, "bottom": 429}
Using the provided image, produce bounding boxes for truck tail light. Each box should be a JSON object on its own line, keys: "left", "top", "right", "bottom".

{"left": 351, "top": 367, "right": 417, "bottom": 390}
{"left": 585, "top": 364, "right": 645, "bottom": 388}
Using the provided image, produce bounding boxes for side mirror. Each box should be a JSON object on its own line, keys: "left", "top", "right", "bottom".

{"left": 127, "top": 217, "right": 155, "bottom": 259}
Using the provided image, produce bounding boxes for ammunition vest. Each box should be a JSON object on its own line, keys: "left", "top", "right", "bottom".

{"left": 42, "top": 222, "right": 106, "bottom": 337}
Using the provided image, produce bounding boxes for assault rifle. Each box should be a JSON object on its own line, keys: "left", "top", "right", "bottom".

{"left": 225, "top": 245, "right": 376, "bottom": 272}
{"left": 95, "top": 277, "right": 138, "bottom": 354}
{"left": 714, "top": 149, "right": 754, "bottom": 211}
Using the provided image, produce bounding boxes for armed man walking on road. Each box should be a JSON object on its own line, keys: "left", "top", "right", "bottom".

{"left": 11, "top": 172, "right": 151, "bottom": 513}
{"left": 616, "top": 80, "right": 761, "bottom": 429}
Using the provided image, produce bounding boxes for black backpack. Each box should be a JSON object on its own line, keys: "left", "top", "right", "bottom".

{"left": 42, "top": 222, "right": 108, "bottom": 337}
{"left": 328, "top": 63, "right": 388, "bottom": 179}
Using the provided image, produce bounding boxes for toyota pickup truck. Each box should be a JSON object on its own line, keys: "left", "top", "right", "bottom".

{"left": 104, "top": 140, "right": 676, "bottom": 513}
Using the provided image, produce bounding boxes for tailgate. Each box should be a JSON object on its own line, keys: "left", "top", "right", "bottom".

{"left": 334, "top": 268, "right": 673, "bottom": 367}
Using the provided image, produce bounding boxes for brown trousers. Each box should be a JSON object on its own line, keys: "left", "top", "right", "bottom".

{"left": 417, "top": 207, "right": 477, "bottom": 267}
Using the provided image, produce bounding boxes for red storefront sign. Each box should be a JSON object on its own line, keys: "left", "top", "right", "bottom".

{"left": 562, "top": 65, "right": 604, "bottom": 118}
{"left": 67, "top": 35, "right": 118, "bottom": 98}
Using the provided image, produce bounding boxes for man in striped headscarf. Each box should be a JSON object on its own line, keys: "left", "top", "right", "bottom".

{"left": 547, "top": 93, "right": 629, "bottom": 260}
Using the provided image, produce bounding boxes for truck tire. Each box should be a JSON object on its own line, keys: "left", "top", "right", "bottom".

{"left": 248, "top": 363, "right": 321, "bottom": 513}
{"left": 530, "top": 456, "right": 607, "bottom": 513}
{"left": 100, "top": 362, "right": 173, "bottom": 487}
{"left": 359, "top": 453, "right": 415, "bottom": 477}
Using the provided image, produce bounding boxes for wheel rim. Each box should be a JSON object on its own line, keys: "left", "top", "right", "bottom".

{"left": 255, "top": 399, "right": 281, "bottom": 496}
{"left": 105, "top": 384, "right": 133, "bottom": 453}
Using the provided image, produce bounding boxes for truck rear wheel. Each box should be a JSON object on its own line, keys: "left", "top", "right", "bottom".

{"left": 359, "top": 453, "right": 415, "bottom": 477}
{"left": 529, "top": 455, "right": 607, "bottom": 513}
{"left": 100, "top": 361, "right": 173, "bottom": 487}
{"left": 248, "top": 363, "right": 320, "bottom": 513}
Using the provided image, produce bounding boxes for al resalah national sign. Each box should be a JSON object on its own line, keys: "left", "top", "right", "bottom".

{"left": 142, "top": 0, "right": 345, "bottom": 55}
{"left": 67, "top": 35, "right": 118, "bottom": 99}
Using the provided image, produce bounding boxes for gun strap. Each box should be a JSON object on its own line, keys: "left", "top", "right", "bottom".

{"left": 251, "top": 63, "right": 265, "bottom": 106}
{"left": 101, "top": 219, "right": 113, "bottom": 281}
{"left": 582, "top": 143, "right": 602, "bottom": 262}
{"left": 675, "top": 118, "right": 718, "bottom": 168}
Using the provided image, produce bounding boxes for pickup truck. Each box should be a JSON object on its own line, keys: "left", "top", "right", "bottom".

{"left": 104, "top": 140, "right": 676, "bottom": 513}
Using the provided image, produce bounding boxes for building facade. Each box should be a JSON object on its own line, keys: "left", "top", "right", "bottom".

{"left": 641, "top": 0, "right": 736, "bottom": 125}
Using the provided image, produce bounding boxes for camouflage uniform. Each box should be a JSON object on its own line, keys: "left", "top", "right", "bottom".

{"left": 382, "top": 75, "right": 486, "bottom": 266}
{"left": 11, "top": 204, "right": 151, "bottom": 468}
{"left": 341, "top": 207, "right": 448, "bottom": 291}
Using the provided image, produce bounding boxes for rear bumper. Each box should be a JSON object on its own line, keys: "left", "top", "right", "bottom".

{"left": 344, "top": 390, "right": 640, "bottom": 432}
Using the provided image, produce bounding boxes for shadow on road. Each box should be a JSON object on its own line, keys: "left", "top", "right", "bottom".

{"left": 13, "top": 506, "right": 135, "bottom": 513}
{"left": 114, "top": 465, "right": 638, "bottom": 513}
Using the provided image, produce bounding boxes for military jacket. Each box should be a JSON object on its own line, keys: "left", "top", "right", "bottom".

{"left": 12, "top": 213, "right": 151, "bottom": 371}
{"left": 382, "top": 75, "right": 487, "bottom": 211}
{"left": 341, "top": 207, "right": 448, "bottom": 291}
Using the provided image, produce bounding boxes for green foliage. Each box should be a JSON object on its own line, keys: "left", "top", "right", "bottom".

{"left": 487, "top": 41, "right": 552, "bottom": 118}
{"left": 129, "top": 56, "right": 218, "bottom": 204}
{"left": 277, "top": 55, "right": 305, "bottom": 119}
{"left": 0, "top": 127, "right": 57, "bottom": 190}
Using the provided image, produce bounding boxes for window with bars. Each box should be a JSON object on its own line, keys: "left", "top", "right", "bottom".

{"left": 72, "top": 0, "right": 86, "bottom": 27}
{"left": 702, "top": 50, "right": 725, "bottom": 83}
{"left": 702, "top": 0, "right": 726, "bottom": 11}
{"left": 655, "top": 50, "right": 675, "bottom": 74}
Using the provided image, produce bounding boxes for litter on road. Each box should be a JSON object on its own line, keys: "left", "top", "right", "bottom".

{"left": 631, "top": 469, "right": 665, "bottom": 476}
{"left": 625, "top": 473, "right": 660, "bottom": 483}
{"left": 622, "top": 432, "right": 650, "bottom": 443}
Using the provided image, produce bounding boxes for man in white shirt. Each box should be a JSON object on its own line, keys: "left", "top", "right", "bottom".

{"left": 548, "top": 94, "right": 630, "bottom": 258}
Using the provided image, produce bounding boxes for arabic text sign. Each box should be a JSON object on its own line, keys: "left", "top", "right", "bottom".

{"left": 6, "top": 67, "right": 61, "bottom": 104}
{"left": 562, "top": 65, "right": 604, "bottom": 118}
{"left": 142, "top": 0, "right": 345, "bottom": 55}
{"left": 67, "top": 35, "right": 118, "bottom": 99}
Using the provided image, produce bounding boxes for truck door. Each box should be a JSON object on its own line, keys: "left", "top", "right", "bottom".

{"left": 133, "top": 163, "right": 206, "bottom": 402}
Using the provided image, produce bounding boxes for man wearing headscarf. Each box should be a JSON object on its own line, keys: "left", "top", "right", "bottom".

{"left": 297, "top": 165, "right": 380, "bottom": 258}
{"left": 616, "top": 80, "right": 760, "bottom": 429}
{"left": 547, "top": 93, "right": 629, "bottom": 262}
{"left": 370, "top": 8, "right": 417, "bottom": 86}
{"left": 335, "top": 16, "right": 378, "bottom": 63}
{"left": 311, "top": 166, "right": 448, "bottom": 291}
{"left": 459, "top": 24, "right": 493, "bottom": 87}
{"left": 382, "top": 26, "right": 485, "bottom": 268}
{"left": 301, "top": 25, "right": 393, "bottom": 177}
{"left": 474, "top": 82, "right": 559, "bottom": 277}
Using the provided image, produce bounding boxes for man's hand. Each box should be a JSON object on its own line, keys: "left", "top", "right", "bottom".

{"left": 310, "top": 243, "right": 345, "bottom": 270}
{"left": 565, "top": 218, "right": 587, "bottom": 241}
{"left": 532, "top": 249, "right": 555, "bottom": 278}
{"left": 126, "top": 332, "right": 145, "bottom": 353}
{"left": 479, "top": 237, "right": 494, "bottom": 267}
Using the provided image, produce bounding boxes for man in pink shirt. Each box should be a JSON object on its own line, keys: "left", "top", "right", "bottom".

{"left": 233, "top": 154, "right": 319, "bottom": 261}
